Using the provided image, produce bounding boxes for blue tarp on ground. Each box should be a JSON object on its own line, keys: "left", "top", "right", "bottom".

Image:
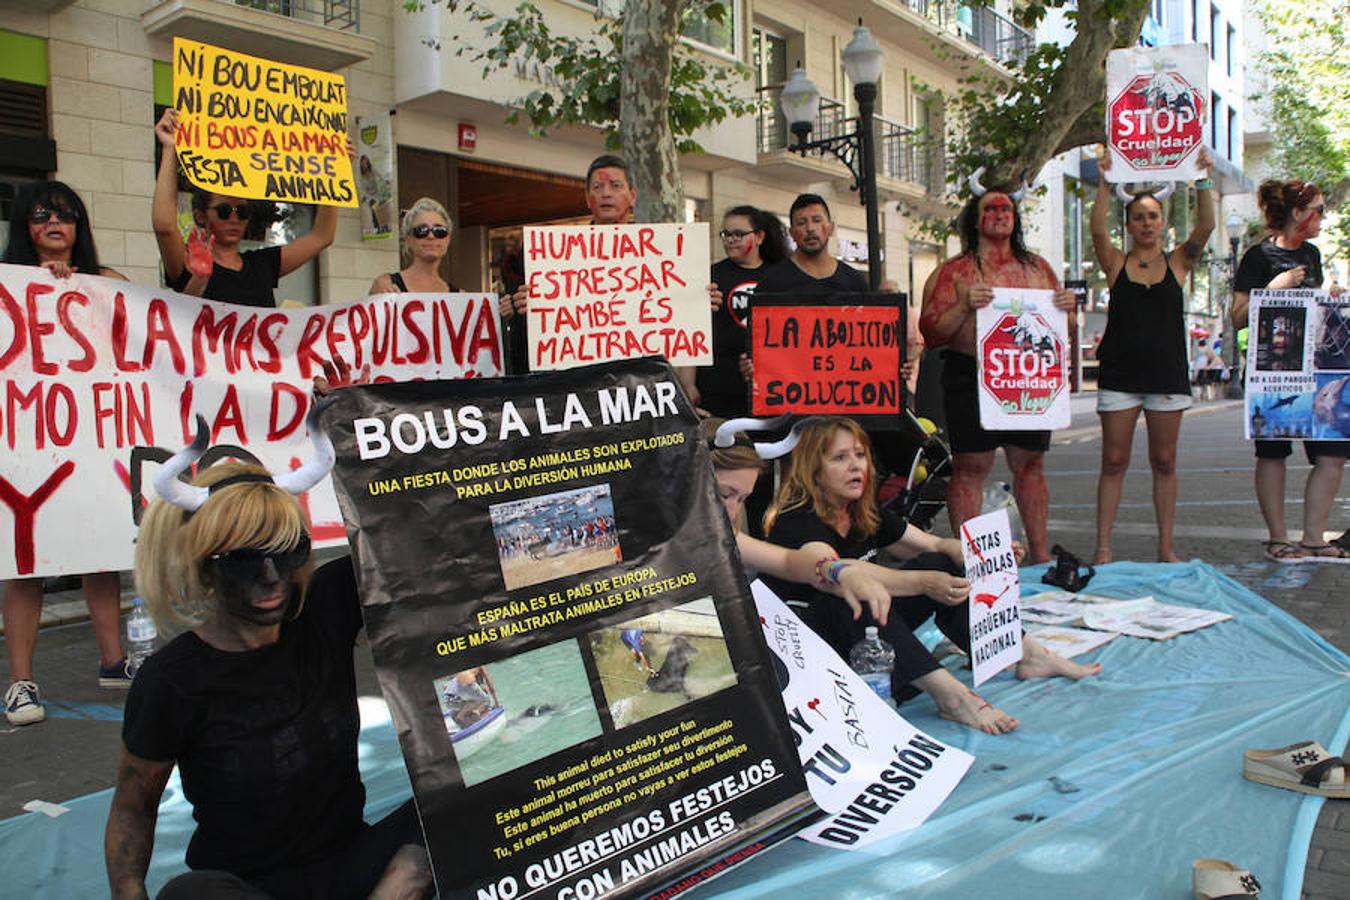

{"left": 2, "top": 561, "right": 1347, "bottom": 899}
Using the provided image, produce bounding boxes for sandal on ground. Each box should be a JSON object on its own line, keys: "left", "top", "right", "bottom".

{"left": 1193, "top": 858, "right": 1260, "bottom": 899}
{"left": 1242, "top": 740, "right": 1350, "bottom": 798}
{"left": 1297, "top": 542, "right": 1350, "bottom": 564}
{"left": 1262, "top": 541, "right": 1303, "bottom": 564}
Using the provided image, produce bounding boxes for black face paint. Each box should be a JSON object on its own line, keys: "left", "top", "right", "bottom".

{"left": 205, "top": 536, "right": 311, "bottom": 626}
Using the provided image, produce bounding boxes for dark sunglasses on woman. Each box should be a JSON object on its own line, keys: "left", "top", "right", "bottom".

{"left": 207, "top": 535, "right": 312, "bottom": 581}
{"left": 29, "top": 206, "right": 79, "bottom": 224}
{"left": 410, "top": 224, "right": 449, "bottom": 239}
{"left": 211, "top": 203, "right": 252, "bottom": 221}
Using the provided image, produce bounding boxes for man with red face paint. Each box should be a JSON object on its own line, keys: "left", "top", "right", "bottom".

{"left": 920, "top": 173, "right": 1078, "bottom": 565}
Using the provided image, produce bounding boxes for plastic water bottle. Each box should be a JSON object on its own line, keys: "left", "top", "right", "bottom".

{"left": 982, "top": 481, "right": 1024, "bottom": 544}
{"left": 849, "top": 627, "right": 895, "bottom": 703}
{"left": 125, "top": 597, "right": 158, "bottom": 676}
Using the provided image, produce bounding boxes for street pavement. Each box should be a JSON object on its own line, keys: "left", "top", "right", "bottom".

{"left": 3, "top": 398, "right": 1348, "bottom": 897}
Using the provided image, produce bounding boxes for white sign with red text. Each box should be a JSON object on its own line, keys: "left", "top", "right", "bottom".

{"left": 523, "top": 223, "right": 712, "bottom": 371}
{"left": 752, "top": 581, "right": 973, "bottom": 849}
{"left": 1106, "top": 44, "right": 1208, "bottom": 182}
{"left": 961, "top": 509, "right": 1022, "bottom": 686}
{"left": 976, "top": 288, "right": 1070, "bottom": 430}
{"left": 0, "top": 264, "right": 502, "bottom": 578}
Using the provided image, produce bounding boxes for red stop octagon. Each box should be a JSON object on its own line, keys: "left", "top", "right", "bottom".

{"left": 1109, "top": 71, "right": 1204, "bottom": 171}
{"left": 980, "top": 312, "right": 1065, "bottom": 414}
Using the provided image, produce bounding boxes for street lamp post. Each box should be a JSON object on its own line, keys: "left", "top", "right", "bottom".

{"left": 778, "top": 21, "right": 884, "bottom": 290}
{"left": 1225, "top": 211, "right": 1244, "bottom": 398}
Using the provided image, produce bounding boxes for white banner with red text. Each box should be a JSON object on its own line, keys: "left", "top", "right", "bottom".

{"left": 0, "top": 264, "right": 502, "bottom": 578}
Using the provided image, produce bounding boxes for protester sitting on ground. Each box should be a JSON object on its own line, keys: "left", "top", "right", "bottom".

{"left": 104, "top": 361, "right": 432, "bottom": 900}
{"left": 500, "top": 154, "right": 721, "bottom": 375}
{"left": 920, "top": 171, "right": 1078, "bottom": 563}
{"left": 759, "top": 417, "right": 1100, "bottom": 736}
{"left": 1230, "top": 179, "right": 1347, "bottom": 563}
{"left": 1089, "top": 150, "right": 1215, "bottom": 564}
{"left": 152, "top": 108, "right": 341, "bottom": 307}
{"left": 369, "top": 198, "right": 460, "bottom": 295}
{"left": 2, "top": 181, "right": 132, "bottom": 726}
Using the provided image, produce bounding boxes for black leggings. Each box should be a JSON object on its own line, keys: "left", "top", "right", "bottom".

{"left": 795, "top": 551, "right": 971, "bottom": 704}
{"left": 157, "top": 800, "right": 424, "bottom": 900}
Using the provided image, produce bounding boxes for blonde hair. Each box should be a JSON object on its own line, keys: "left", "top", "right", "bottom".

{"left": 400, "top": 197, "right": 452, "bottom": 266}
{"left": 135, "top": 462, "right": 310, "bottom": 630}
{"left": 763, "top": 417, "right": 880, "bottom": 538}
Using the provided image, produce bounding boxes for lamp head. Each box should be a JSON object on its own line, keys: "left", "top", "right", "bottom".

{"left": 841, "top": 22, "right": 883, "bottom": 88}
{"left": 779, "top": 66, "right": 821, "bottom": 136}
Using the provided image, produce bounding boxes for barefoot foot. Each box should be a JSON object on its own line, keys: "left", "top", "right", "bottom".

{"left": 1092, "top": 548, "right": 1112, "bottom": 565}
{"left": 1157, "top": 550, "right": 1181, "bottom": 563}
{"left": 936, "top": 689, "right": 1020, "bottom": 735}
{"left": 1017, "top": 637, "right": 1103, "bottom": 681}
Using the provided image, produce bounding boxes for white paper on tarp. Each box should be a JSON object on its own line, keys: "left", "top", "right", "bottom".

{"left": 523, "top": 222, "right": 712, "bottom": 371}
{"left": 1082, "top": 600, "right": 1231, "bottom": 640}
{"left": 959, "top": 509, "right": 1022, "bottom": 686}
{"left": 0, "top": 264, "right": 503, "bottom": 579}
{"left": 752, "top": 581, "right": 973, "bottom": 849}
{"left": 1020, "top": 595, "right": 1157, "bottom": 626}
{"left": 1105, "top": 44, "right": 1209, "bottom": 182}
{"left": 976, "top": 289, "right": 1070, "bottom": 430}
{"left": 1024, "top": 625, "right": 1118, "bottom": 659}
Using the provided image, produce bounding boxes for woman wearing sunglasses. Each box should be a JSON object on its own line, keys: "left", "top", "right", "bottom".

{"left": 105, "top": 368, "right": 433, "bottom": 900}
{"left": 2, "top": 181, "right": 131, "bottom": 726}
{"left": 153, "top": 109, "right": 340, "bottom": 308}
{"left": 369, "top": 197, "right": 459, "bottom": 295}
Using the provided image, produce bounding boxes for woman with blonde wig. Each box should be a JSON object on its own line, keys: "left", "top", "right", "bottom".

{"left": 104, "top": 369, "right": 432, "bottom": 900}
{"left": 762, "top": 418, "right": 1100, "bottom": 736}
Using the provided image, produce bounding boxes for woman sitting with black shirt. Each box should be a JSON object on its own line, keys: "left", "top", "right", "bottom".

{"left": 762, "top": 418, "right": 1100, "bottom": 735}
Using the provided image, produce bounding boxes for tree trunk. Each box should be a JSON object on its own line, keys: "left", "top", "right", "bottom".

{"left": 620, "top": 0, "right": 686, "bottom": 223}
{"left": 996, "top": 0, "right": 1151, "bottom": 183}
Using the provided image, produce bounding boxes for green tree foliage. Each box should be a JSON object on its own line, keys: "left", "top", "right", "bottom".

{"left": 1254, "top": 0, "right": 1349, "bottom": 258}
{"left": 402, "top": 1, "right": 753, "bottom": 221}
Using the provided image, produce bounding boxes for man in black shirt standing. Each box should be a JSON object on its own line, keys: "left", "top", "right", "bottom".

{"left": 756, "top": 194, "right": 870, "bottom": 293}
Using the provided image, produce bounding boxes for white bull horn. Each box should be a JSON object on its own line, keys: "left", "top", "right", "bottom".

{"left": 272, "top": 397, "right": 337, "bottom": 496}
{"left": 967, "top": 167, "right": 988, "bottom": 198}
{"left": 153, "top": 415, "right": 211, "bottom": 511}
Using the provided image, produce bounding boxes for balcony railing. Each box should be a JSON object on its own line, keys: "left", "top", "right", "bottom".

{"left": 902, "top": 1, "right": 1033, "bottom": 66}
{"left": 757, "top": 85, "right": 943, "bottom": 195}
{"left": 233, "top": 0, "right": 359, "bottom": 32}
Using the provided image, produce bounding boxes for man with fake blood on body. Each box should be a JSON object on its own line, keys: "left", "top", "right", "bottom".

{"left": 499, "top": 155, "right": 719, "bottom": 375}
{"left": 920, "top": 171, "right": 1077, "bottom": 564}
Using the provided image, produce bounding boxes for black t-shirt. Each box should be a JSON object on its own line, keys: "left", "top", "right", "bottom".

{"left": 168, "top": 245, "right": 284, "bottom": 308}
{"left": 755, "top": 257, "right": 869, "bottom": 294}
{"left": 122, "top": 558, "right": 366, "bottom": 877}
{"left": 760, "top": 504, "right": 907, "bottom": 609}
{"left": 1234, "top": 238, "right": 1323, "bottom": 293}
{"left": 697, "top": 258, "right": 765, "bottom": 417}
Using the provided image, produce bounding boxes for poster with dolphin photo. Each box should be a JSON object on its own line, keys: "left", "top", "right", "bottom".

{"left": 1244, "top": 291, "right": 1350, "bottom": 440}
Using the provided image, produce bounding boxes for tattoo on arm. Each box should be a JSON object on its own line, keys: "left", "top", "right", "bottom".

{"left": 106, "top": 750, "right": 173, "bottom": 900}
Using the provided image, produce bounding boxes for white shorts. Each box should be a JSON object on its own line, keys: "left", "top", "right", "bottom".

{"left": 1097, "top": 388, "right": 1194, "bottom": 413}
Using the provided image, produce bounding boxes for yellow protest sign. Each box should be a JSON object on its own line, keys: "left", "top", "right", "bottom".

{"left": 172, "top": 37, "right": 357, "bottom": 207}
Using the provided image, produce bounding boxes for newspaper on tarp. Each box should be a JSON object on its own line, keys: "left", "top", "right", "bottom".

{"left": 321, "top": 358, "right": 817, "bottom": 900}
{"left": 1244, "top": 289, "right": 1350, "bottom": 440}
{"left": 961, "top": 509, "right": 1022, "bottom": 686}
{"left": 1105, "top": 43, "right": 1209, "bottom": 182}
{"left": 975, "top": 289, "right": 1070, "bottom": 431}
{"left": 751, "top": 581, "right": 972, "bottom": 849}
{"left": 523, "top": 224, "right": 712, "bottom": 371}
{"left": 0, "top": 262, "right": 501, "bottom": 578}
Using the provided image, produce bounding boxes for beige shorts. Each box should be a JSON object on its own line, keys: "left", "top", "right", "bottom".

{"left": 1097, "top": 388, "right": 1194, "bottom": 413}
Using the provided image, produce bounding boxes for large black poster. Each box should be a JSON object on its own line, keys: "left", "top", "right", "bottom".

{"left": 322, "top": 358, "right": 816, "bottom": 899}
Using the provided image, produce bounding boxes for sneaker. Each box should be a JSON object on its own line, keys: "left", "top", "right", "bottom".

{"left": 98, "top": 658, "right": 133, "bottom": 689}
{"left": 4, "top": 680, "right": 45, "bottom": 726}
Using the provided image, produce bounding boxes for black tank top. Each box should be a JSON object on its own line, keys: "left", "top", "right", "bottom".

{"left": 1096, "top": 257, "right": 1191, "bottom": 394}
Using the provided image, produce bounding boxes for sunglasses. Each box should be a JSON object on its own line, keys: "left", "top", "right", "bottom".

{"left": 210, "top": 203, "right": 252, "bottom": 221}
{"left": 29, "top": 206, "right": 79, "bottom": 224}
{"left": 410, "top": 224, "right": 450, "bottom": 239}
{"left": 719, "top": 229, "right": 756, "bottom": 241}
{"left": 207, "top": 535, "right": 311, "bottom": 580}
{"left": 1308, "top": 204, "right": 1327, "bottom": 216}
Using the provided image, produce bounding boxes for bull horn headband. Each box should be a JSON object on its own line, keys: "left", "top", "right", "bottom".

{"left": 713, "top": 415, "right": 824, "bottom": 460}
{"left": 1114, "top": 183, "right": 1175, "bottom": 203}
{"left": 968, "top": 166, "right": 1031, "bottom": 202}
{"left": 153, "top": 398, "right": 336, "bottom": 512}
